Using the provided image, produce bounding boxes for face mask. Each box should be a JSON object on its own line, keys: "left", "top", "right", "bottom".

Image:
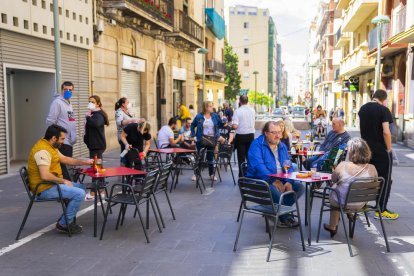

{"left": 88, "top": 102, "right": 96, "bottom": 110}
{"left": 63, "top": 90, "right": 72, "bottom": 100}
{"left": 127, "top": 103, "right": 132, "bottom": 109}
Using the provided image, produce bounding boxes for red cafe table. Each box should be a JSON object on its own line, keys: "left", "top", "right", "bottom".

{"left": 269, "top": 172, "right": 332, "bottom": 245}
{"left": 81, "top": 167, "right": 147, "bottom": 237}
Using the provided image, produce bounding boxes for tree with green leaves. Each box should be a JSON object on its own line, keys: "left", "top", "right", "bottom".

{"left": 224, "top": 40, "right": 241, "bottom": 100}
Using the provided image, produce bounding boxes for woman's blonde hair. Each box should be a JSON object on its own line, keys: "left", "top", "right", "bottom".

{"left": 283, "top": 118, "right": 295, "bottom": 134}
{"left": 202, "top": 101, "right": 213, "bottom": 114}
{"left": 347, "top": 137, "right": 371, "bottom": 164}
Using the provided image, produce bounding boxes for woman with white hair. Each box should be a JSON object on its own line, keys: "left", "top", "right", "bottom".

{"left": 323, "top": 137, "right": 378, "bottom": 237}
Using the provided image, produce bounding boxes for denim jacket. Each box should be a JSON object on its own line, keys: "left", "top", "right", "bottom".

{"left": 190, "top": 112, "right": 222, "bottom": 141}
{"left": 246, "top": 135, "right": 293, "bottom": 183}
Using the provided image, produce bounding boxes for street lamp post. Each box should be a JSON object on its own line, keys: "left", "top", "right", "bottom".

{"left": 198, "top": 48, "right": 209, "bottom": 101}
{"left": 372, "top": 15, "right": 390, "bottom": 90}
{"left": 253, "top": 71, "right": 259, "bottom": 112}
{"left": 309, "top": 65, "right": 316, "bottom": 140}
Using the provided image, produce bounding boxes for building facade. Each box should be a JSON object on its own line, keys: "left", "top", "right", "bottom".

{"left": 95, "top": 0, "right": 204, "bottom": 151}
{"left": 0, "top": 0, "right": 93, "bottom": 174}
{"left": 227, "top": 5, "right": 277, "bottom": 102}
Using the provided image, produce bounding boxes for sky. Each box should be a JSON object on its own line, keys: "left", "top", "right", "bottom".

{"left": 224, "top": 0, "right": 320, "bottom": 95}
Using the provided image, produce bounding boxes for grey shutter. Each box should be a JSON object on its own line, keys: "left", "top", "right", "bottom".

{"left": 121, "top": 70, "right": 141, "bottom": 118}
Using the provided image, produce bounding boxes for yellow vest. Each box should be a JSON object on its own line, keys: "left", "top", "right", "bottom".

{"left": 179, "top": 106, "right": 191, "bottom": 119}
{"left": 27, "top": 139, "right": 63, "bottom": 194}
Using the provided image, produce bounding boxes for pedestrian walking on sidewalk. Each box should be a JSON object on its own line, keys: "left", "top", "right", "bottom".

{"left": 232, "top": 95, "right": 255, "bottom": 177}
{"left": 46, "top": 81, "right": 77, "bottom": 181}
{"left": 358, "top": 89, "right": 398, "bottom": 220}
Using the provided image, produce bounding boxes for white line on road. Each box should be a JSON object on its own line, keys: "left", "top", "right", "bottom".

{"left": 0, "top": 204, "right": 96, "bottom": 257}
{"left": 394, "top": 193, "right": 414, "bottom": 206}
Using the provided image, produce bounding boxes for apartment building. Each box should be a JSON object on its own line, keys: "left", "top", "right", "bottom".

{"left": 0, "top": 0, "right": 93, "bottom": 174}
{"left": 227, "top": 5, "right": 277, "bottom": 102}
{"left": 95, "top": 0, "right": 204, "bottom": 150}
{"left": 194, "top": 0, "right": 226, "bottom": 110}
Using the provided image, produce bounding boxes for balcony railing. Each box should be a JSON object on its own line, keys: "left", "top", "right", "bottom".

{"left": 335, "top": 27, "right": 342, "bottom": 45}
{"left": 392, "top": 5, "right": 406, "bottom": 36}
{"left": 175, "top": 10, "right": 203, "bottom": 44}
{"left": 342, "top": 0, "right": 378, "bottom": 32}
{"left": 368, "top": 23, "right": 390, "bottom": 51}
{"left": 340, "top": 45, "right": 374, "bottom": 76}
{"left": 206, "top": 60, "right": 225, "bottom": 74}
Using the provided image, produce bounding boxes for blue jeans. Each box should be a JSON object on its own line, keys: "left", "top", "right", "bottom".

{"left": 196, "top": 142, "right": 215, "bottom": 176}
{"left": 38, "top": 183, "right": 85, "bottom": 226}
{"left": 269, "top": 180, "right": 305, "bottom": 220}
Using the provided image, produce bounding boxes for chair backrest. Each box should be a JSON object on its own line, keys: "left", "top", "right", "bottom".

{"left": 218, "top": 143, "right": 233, "bottom": 158}
{"left": 19, "top": 166, "right": 33, "bottom": 199}
{"left": 238, "top": 177, "right": 275, "bottom": 211}
{"left": 345, "top": 177, "right": 384, "bottom": 208}
{"left": 155, "top": 162, "right": 173, "bottom": 191}
{"left": 240, "top": 162, "right": 248, "bottom": 177}
{"left": 153, "top": 137, "right": 159, "bottom": 149}
{"left": 141, "top": 169, "right": 159, "bottom": 195}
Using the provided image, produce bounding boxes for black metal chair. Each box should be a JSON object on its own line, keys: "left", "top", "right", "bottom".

{"left": 210, "top": 143, "right": 236, "bottom": 186}
{"left": 152, "top": 162, "right": 176, "bottom": 228}
{"left": 236, "top": 162, "right": 248, "bottom": 222}
{"left": 100, "top": 170, "right": 162, "bottom": 242}
{"left": 316, "top": 177, "right": 390, "bottom": 257}
{"left": 16, "top": 166, "right": 72, "bottom": 239}
{"left": 234, "top": 177, "right": 305, "bottom": 262}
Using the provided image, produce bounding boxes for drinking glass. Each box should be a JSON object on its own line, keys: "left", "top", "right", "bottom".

{"left": 283, "top": 160, "right": 291, "bottom": 175}
{"left": 96, "top": 158, "right": 102, "bottom": 172}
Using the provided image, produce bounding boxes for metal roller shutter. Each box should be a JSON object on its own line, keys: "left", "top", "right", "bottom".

{"left": 121, "top": 70, "right": 141, "bottom": 118}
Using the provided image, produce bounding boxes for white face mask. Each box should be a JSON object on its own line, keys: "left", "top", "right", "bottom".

{"left": 88, "top": 102, "right": 96, "bottom": 110}
{"left": 127, "top": 103, "right": 132, "bottom": 109}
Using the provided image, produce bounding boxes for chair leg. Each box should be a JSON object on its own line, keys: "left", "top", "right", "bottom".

{"left": 364, "top": 211, "right": 370, "bottom": 227}
{"left": 146, "top": 199, "right": 150, "bottom": 229}
{"left": 316, "top": 200, "right": 326, "bottom": 243}
{"left": 115, "top": 204, "right": 124, "bottom": 230}
{"left": 339, "top": 209, "right": 353, "bottom": 257}
{"left": 99, "top": 199, "right": 112, "bottom": 240}
{"left": 236, "top": 201, "right": 243, "bottom": 222}
{"left": 264, "top": 216, "right": 271, "bottom": 240}
{"left": 233, "top": 209, "right": 245, "bottom": 252}
{"left": 16, "top": 200, "right": 34, "bottom": 240}
{"left": 266, "top": 216, "right": 278, "bottom": 262}
{"left": 163, "top": 190, "right": 176, "bottom": 220}
{"left": 152, "top": 194, "right": 165, "bottom": 228}
{"left": 134, "top": 203, "right": 150, "bottom": 243}
{"left": 120, "top": 204, "right": 128, "bottom": 226}
{"left": 378, "top": 209, "right": 391, "bottom": 252}
{"left": 295, "top": 201, "right": 306, "bottom": 252}
{"left": 350, "top": 212, "right": 357, "bottom": 239}
{"left": 149, "top": 198, "right": 162, "bottom": 233}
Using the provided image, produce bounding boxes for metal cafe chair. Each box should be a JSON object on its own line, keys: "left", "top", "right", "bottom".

{"left": 16, "top": 167, "right": 72, "bottom": 239}
{"left": 316, "top": 177, "right": 390, "bottom": 257}
{"left": 234, "top": 177, "right": 305, "bottom": 262}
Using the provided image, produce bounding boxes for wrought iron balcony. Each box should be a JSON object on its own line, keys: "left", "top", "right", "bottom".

{"left": 103, "top": 0, "right": 174, "bottom": 31}
{"left": 392, "top": 5, "right": 406, "bottom": 36}
{"left": 206, "top": 59, "right": 225, "bottom": 75}
{"left": 171, "top": 10, "right": 203, "bottom": 48}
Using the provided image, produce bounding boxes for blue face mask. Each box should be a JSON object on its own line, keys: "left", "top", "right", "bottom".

{"left": 63, "top": 90, "right": 72, "bottom": 100}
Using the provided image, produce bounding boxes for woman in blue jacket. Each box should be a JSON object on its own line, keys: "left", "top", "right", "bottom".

{"left": 191, "top": 101, "right": 222, "bottom": 181}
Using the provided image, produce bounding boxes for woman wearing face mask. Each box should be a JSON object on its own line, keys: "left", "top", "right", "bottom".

{"left": 84, "top": 95, "right": 109, "bottom": 200}
{"left": 115, "top": 97, "right": 145, "bottom": 166}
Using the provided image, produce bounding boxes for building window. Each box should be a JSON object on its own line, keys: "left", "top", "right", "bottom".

{"left": 13, "top": 17, "right": 18, "bottom": 27}
{"left": 59, "top": 7, "right": 62, "bottom": 15}
{"left": 24, "top": 20, "right": 29, "bottom": 29}
{"left": 244, "top": 60, "right": 249, "bottom": 66}
{"left": 230, "top": 9, "right": 235, "bottom": 15}
{"left": 243, "top": 22, "right": 249, "bottom": 29}
{"left": 60, "top": 30, "right": 63, "bottom": 38}
{"left": 33, "top": 22, "right": 38, "bottom": 32}
{"left": 66, "top": 32, "right": 70, "bottom": 40}
{"left": 22, "top": 0, "right": 28, "bottom": 2}
{"left": 237, "top": 10, "right": 245, "bottom": 15}
{"left": 85, "top": 17, "right": 89, "bottom": 24}
{"left": 66, "top": 10, "right": 69, "bottom": 17}
{"left": 49, "top": 3, "right": 53, "bottom": 11}
{"left": 248, "top": 11, "right": 257, "bottom": 16}
{"left": 51, "top": 27, "right": 54, "bottom": 36}
{"left": 243, "top": 72, "right": 249, "bottom": 79}
{"left": 42, "top": 25, "right": 47, "bottom": 34}
{"left": 243, "top": 36, "right": 249, "bottom": 41}
{"left": 80, "top": 36, "right": 83, "bottom": 43}
{"left": 1, "top": 14, "right": 7, "bottom": 24}
{"left": 263, "top": 10, "right": 267, "bottom": 16}
{"left": 72, "top": 12, "right": 76, "bottom": 20}
{"left": 244, "top": 48, "right": 249, "bottom": 54}
{"left": 41, "top": 0, "right": 46, "bottom": 9}
{"left": 73, "top": 34, "right": 77, "bottom": 42}
{"left": 79, "top": 15, "right": 83, "bottom": 23}
{"left": 86, "top": 38, "right": 89, "bottom": 45}
{"left": 32, "top": 0, "right": 37, "bottom": 6}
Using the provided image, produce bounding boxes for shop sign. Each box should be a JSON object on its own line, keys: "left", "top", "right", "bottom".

{"left": 122, "top": 55, "right": 146, "bottom": 72}
{"left": 172, "top": 66, "right": 187, "bottom": 80}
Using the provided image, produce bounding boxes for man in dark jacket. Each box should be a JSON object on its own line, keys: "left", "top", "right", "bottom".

{"left": 246, "top": 121, "right": 304, "bottom": 227}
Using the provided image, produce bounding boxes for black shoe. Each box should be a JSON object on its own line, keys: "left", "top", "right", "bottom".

{"left": 278, "top": 216, "right": 299, "bottom": 228}
{"left": 56, "top": 222, "right": 83, "bottom": 234}
{"left": 323, "top": 223, "right": 337, "bottom": 238}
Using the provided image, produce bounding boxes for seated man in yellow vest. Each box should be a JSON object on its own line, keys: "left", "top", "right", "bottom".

{"left": 28, "top": 124, "right": 93, "bottom": 234}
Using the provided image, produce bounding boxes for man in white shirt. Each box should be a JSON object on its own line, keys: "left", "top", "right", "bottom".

{"left": 232, "top": 95, "right": 256, "bottom": 176}
{"left": 157, "top": 117, "right": 184, "bottom": 148}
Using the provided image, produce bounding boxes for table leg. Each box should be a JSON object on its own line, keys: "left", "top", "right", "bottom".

{"left": 94, "top": 179, "right": 98, "bottom": 237}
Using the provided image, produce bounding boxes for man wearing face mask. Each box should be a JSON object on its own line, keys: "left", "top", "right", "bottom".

{"left": 28, "top": 124, "right": 94, "bottom": 234}
{"left": 46, "top": 81, "right": 77, "bottom": 181}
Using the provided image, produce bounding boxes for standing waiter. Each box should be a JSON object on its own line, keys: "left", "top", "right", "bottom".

{"left": 358, "top": 89, "right": 398, "bottom": 220}
{"left": 232, "top": 95, "right": 255, "bottom": 176}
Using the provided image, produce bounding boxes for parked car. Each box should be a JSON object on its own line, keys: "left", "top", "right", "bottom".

{"left": 273, "top": 108, "right": 286, "bottom": 118}
{"left": 291, "top": 105, "right": 306, "bottom": 118}
{"left": 280, "top": 106, "right": 289, "bottom": 115}
{"left": 288, "top": 106, "right": 293, "bottom": 114}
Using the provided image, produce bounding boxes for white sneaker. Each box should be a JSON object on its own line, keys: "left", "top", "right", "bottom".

{"left": 191, "top": 175, "right": 197, "bottom": 181}
{"left": 210, "top": 175, "right": 218, "bottom": 181}
{"left": 85, "top": 192, "right": 94, "bottom": 201}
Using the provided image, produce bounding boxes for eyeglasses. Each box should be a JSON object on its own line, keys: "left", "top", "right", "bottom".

{"left": 267, "top": 131, "right": 282, "bottom": 135}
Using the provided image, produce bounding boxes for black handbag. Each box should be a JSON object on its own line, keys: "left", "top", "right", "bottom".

{"left": 201, "top": 135, "right": 215, "bottom": 148}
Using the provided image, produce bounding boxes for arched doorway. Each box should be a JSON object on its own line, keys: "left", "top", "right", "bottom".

{"left": 156, "top": 65, "right": 166, "bottom": 130}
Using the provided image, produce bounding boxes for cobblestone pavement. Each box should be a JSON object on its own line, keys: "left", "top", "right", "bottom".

{"left": 0, "top": 134, "right": 414, "bottom": 275}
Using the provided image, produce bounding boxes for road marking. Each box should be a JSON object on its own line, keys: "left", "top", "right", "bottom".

{"left": 0, "top": 204, "right": 96, "bottom": 257}
{"left": 394, "top": 193, "right": 414, "bottom": 206}
{"left": 203, "top": 187, "right": 215, "bottom": 195}
{"left": 406, "top": 153, "right": 414, "bottom": 161}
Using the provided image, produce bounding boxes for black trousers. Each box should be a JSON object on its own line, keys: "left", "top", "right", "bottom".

{"left": 370, "top": 151, "right": 393, "bottom": 212}
{"left": 59, "top": 144, "right": 73, "bottom": 181}
{"left": 89, "top": 149, "right": 105, "bottom": 159}
{"left": 234, "top": 133, "right": 255, "bottom": 177}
